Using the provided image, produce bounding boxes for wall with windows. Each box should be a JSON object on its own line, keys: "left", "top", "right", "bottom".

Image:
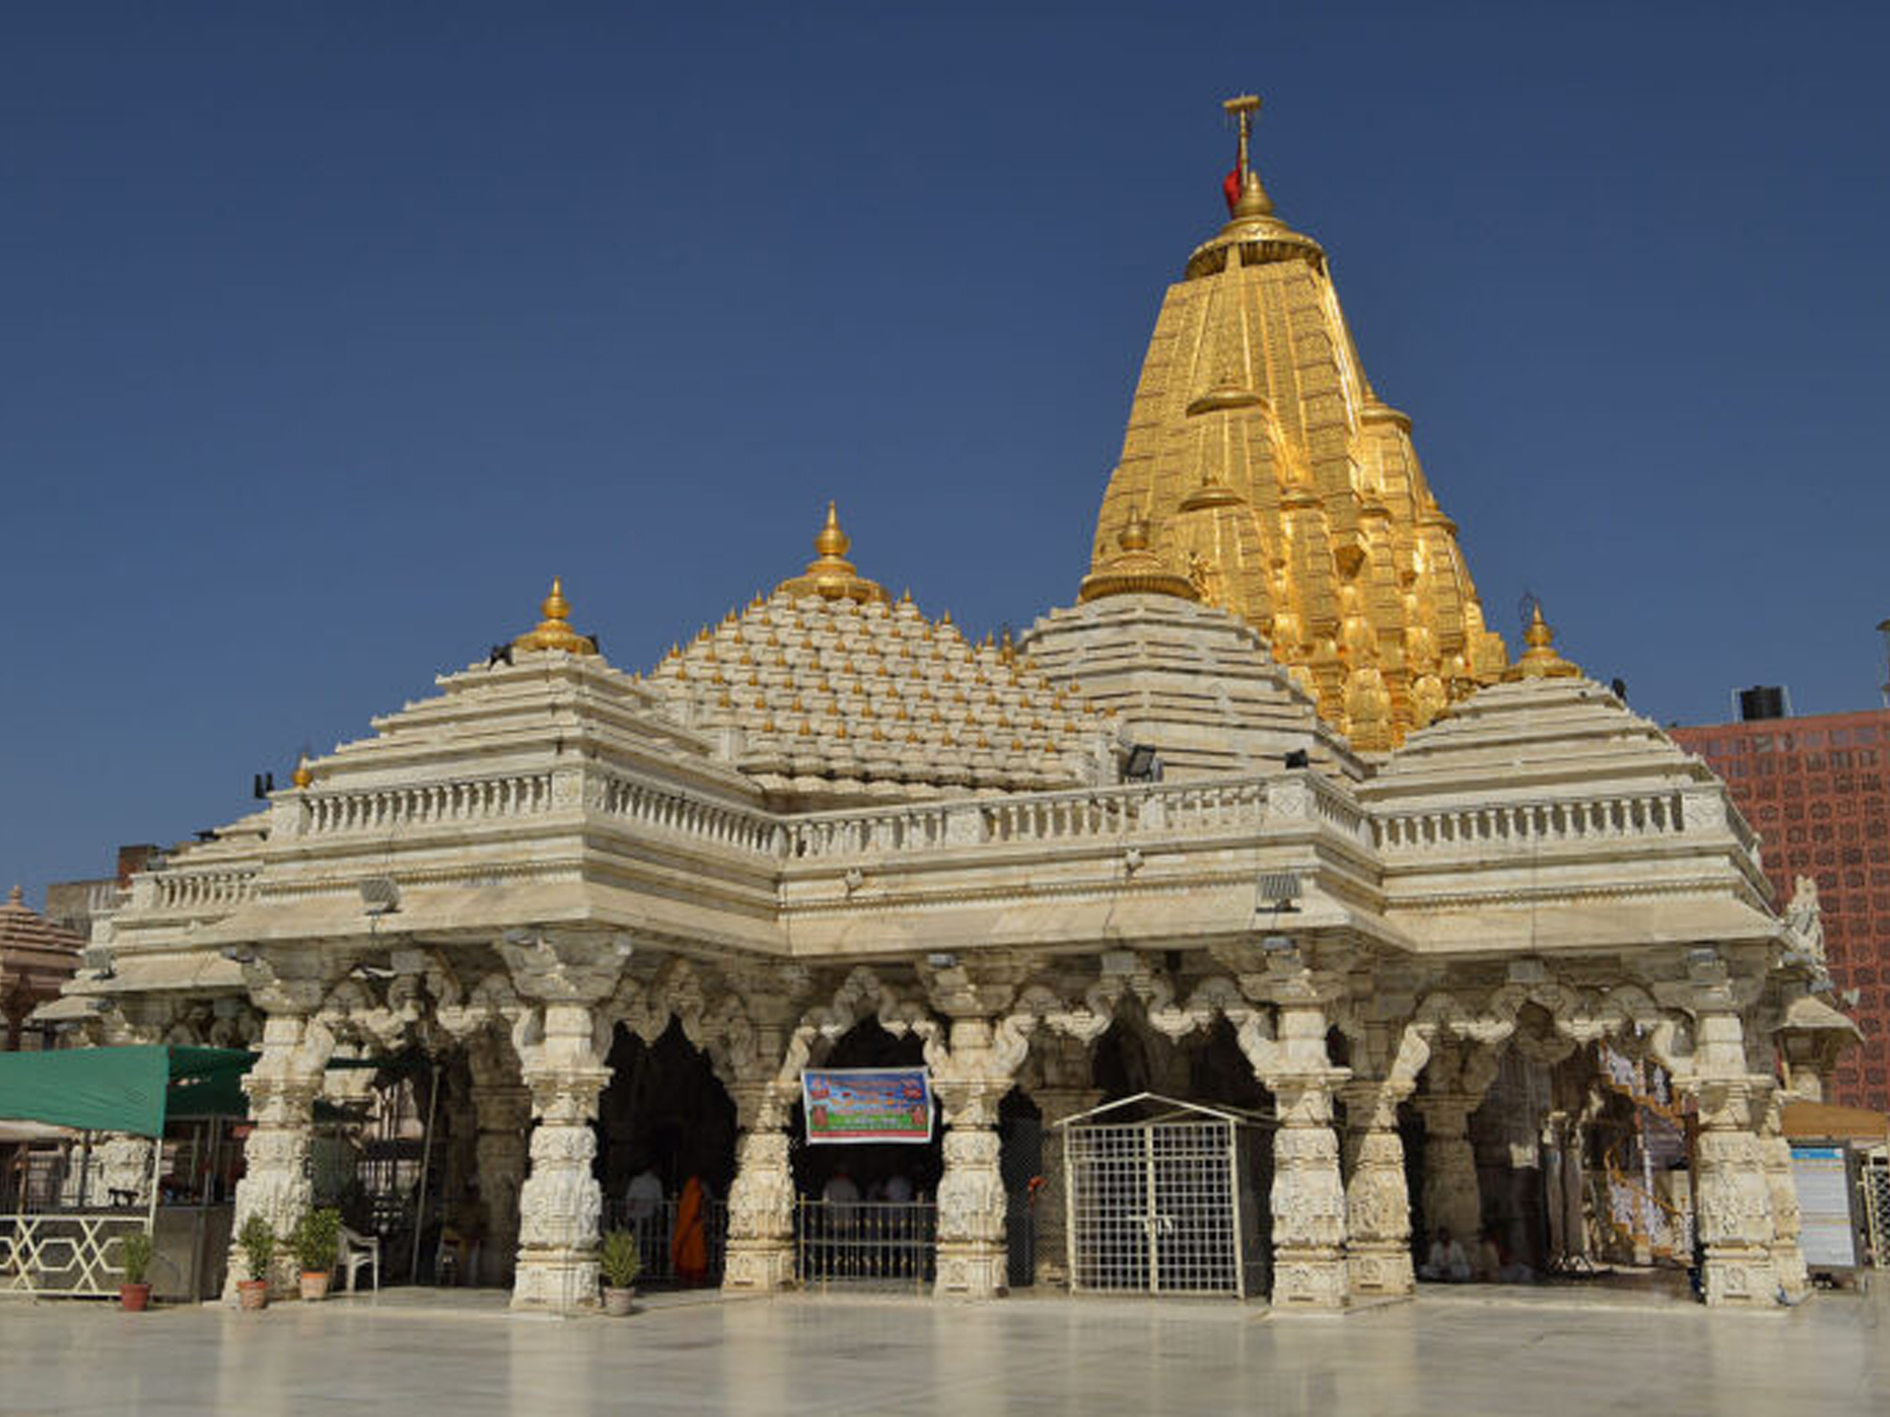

{"left": 1672, "top": 709, "right": 1890, "bottom": 1110}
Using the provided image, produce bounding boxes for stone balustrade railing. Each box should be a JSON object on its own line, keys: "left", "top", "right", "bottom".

{"left": 597, "top": 774, "right": 783, "bottom": 856}
{"left": 785, "top": 776, "right": 1272, "bottom": 860}
{"left": 1370, "top": 789, "right": 1688, "bottom": 854}
{"left": 303, "top": 774, "right": 555, "bottom": 835}
{"left": 149, "top": 868, "right": 259, "bottom": 912}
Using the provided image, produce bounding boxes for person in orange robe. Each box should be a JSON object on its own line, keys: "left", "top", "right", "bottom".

{"left": 671, "top": 1175, "right": 708, "bottom": 1285}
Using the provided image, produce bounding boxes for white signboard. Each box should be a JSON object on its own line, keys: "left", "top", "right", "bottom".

{"left": 1790, "top": 1144, "right": 1858, "bottom": 1269}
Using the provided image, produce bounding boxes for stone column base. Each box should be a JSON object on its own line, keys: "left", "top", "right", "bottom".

{"left": 1271, "top": 1252, "right": 1349, "bottom": 1311}
{"left": 935, "top": 1241, "right": 1008, "bottom": 1299}
{"left": 1346, "top": 1246, "right": 1414, "bottom": 1300}
{"left": 510, "top": 1248, "right": 599, "bottom": 1310}
{"left": 1702, "top": 1248, "right": 1780, "bottom": 1308}
{"left": 722, "top": 1241, "right": 796, "bottom": 1292}
{"left": 1771, "top": 1245, "right": 1810, "bottom": 1302}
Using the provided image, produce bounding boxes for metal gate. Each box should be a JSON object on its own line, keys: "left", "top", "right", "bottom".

{"left": 1058, "top": 1094, "right": 1269, "bottom": 1298}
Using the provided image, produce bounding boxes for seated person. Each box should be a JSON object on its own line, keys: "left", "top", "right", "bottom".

{"left": 1472, "top": 1228, "right": 1503, "bottom": 1282}
{"left": 1419, "top": 1225, "right": 1471, "bottom": 1281}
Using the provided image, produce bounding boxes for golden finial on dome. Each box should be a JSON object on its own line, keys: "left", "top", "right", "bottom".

{"left": 291, "top": 754, "right": 313, "bottom": 790}
{"left": 1503, "top": 604, "right": 1582, "bottom": 682}
{"left": 775, "top": 501, "right": 891, "bottom": 606}
{"left": 514, "top": 577, "right": 599, "bottom": 656}
{"left": 1078, "top": 507, "right": 1200, "bottom": 604}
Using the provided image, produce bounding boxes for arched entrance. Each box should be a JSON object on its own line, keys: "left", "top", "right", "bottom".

{"left": 789, "top": 1018, "right": 940, "bottom": 1288}
{"left": 596, "top": 1018, "right": 737, "bottom": 1287}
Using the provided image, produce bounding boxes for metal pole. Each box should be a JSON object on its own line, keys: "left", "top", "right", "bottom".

{"left": 77, "top": 1130, "right": 92, "bottom": 1209}
{"left": 409, "top": 1063, "right": 441, "bottom": 1285}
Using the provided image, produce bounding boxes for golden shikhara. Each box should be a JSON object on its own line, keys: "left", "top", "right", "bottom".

{"left": 1090, "top": 96, "right": 1510, "bottom": 751}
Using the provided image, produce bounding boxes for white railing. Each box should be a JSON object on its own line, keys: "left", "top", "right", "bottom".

{"left": 304, "top": 774, "right": 554, "bottom": 835}
{"left": 152, "top": 868, "right": 258, "bottom": 911}
{"left": 597, "top": 775, "right": 782, "bottom": 856}
{"left": 785, "top": 777, "right": 1271, "bottom": 861}
{"left": 1371, "top": 790, "right": 1687, "bottom": 854}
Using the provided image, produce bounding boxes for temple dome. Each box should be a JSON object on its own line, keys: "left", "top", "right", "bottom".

{"left": 643, "top": 506, "right": 1115, "bottom": 809}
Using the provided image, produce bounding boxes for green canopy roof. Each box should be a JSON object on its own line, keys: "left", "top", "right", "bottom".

{"left": 0, "top": 1046, "right": 257, "bottom": 1137}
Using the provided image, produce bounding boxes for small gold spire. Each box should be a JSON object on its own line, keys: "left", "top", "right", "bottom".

{"left": 514, "top": 578, "right": 599, "bottom": 656}
{"left": 1078, "top": 507, "right": 1200, "bottom": 603}
{"left": 291, "top": 754, "right": 313, "bottom": 790}
{"left": 1503, "top": 605, "right": 1582, "bottom": 682}
{"left": 775, "top": 501, "right": 890, "bottom": 605}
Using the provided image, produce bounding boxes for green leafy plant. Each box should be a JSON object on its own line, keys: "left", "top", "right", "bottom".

{"left": 237, "top": 1216, "right": 276, "bottom": 1283}
{"left": 291, "top": 1208, "right": 342, "bottom": 1273}
{"left": 599, "top": 1229, "right": 642, "bottom": 1289}
{"left": 118, "top": 1230, "right": 155, "bottom": 1286}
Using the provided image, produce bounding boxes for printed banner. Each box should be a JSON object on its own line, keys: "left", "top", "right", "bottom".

{"left": 801, "top": 1068, "right": 933, "bottom": 1144}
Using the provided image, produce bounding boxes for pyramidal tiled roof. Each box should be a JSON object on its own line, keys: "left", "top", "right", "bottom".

{"left": 641, "top": 514, "right": 1116, "bottom": 807}
{"left": 0, "top": 884, "right": 83, "bottom": 1001}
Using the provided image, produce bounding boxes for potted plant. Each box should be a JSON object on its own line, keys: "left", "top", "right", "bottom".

{"left": 236, "top": 1215, "right": 275, "bottom": 1311}
{"left": 599, "top": 1229, "right": 642, "bottom": 1316}
{"left": 118, "top": 1230, "right": 155, "bottom": 1312}
{"left": 292, "top": 1207, "right": 342, "bottom": 1301}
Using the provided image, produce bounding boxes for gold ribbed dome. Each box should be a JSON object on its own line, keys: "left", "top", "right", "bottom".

{"left": 1078, "top": 508, "right": 1199, "bottom": 603}
{"left": 1503, "top": 606, "right": 1582, "bottom": 682}
{"left": 514, "top": 577, "right": 599, "bottom": 655}
{"left": 775, "top": 503, "right": 889, "bottom": 605}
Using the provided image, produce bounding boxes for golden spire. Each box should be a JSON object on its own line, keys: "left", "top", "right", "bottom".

{"left": 1078, "top": 507, "right": 1200, "bottom": 603}
{"left": 775, "top": 502, "right": 890, "bottom": 605}
{"left": 291, "top": 754, "right": 313, "bottom": 790}
{"left": 514, "top": 577, "right": 600, "bottom": 656}
{"left": 1503, "top": 605, "right": 1581, "bottom": 681}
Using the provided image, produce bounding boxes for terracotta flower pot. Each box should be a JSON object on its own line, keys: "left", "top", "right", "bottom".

{"left": 119, "top": 1283, "right": 152, "bottom": 1312}
{"left": 602, "top": 1286, "right": 636, "bottom": 1317}
{"left": 237, "top": 1280, "right": 269, "bottom": 1312}
{"left": 299, "top": 1271, "right": 331, "bottom": 1302}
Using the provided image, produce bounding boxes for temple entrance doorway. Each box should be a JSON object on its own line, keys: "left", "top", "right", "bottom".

{"left": 1061, "top": 1019, "right": 1273, "bottom": 1299}
{"left": 790, "top": 1019, "right": 940, "bottom": 1289}
{"left": 596, "top": 1019, "right": 737, "bottom": 1288}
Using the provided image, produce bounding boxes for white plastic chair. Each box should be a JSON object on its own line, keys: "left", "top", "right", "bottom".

{"left": 338, "top": 1225, "right": 380, "bottom": 1294}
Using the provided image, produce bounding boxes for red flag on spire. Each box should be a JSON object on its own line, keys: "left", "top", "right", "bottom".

{"left": 1222, "top": 167, "right": 1241, "bottom": 215}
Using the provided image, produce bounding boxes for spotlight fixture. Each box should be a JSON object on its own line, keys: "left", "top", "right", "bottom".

{"left": 359, "top": 877, "right": 402, "bottom": 916}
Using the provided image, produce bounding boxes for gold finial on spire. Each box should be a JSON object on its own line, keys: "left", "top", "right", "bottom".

{"left": 1221, "top": 94, "right": 1274, "bottom": 220}
{"left": 1503, "top": 604, "right": 1581, "bottom": 681}
{"left": 514, "top": 576, "right": 600, "bottom": 655}
{"left": 1187, "top": 91, "right": 1320, "bottom": 279}
{"left": 776, "top": 502, "right": 889, "bottom": 605}
{"left": 1078, "top": 506, "right": 1199, "bottom": 603}
{"left": 291, "top": 754, "right": 313, "bottom": 790}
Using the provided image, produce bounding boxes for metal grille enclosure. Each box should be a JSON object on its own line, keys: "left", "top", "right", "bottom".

{"left": 1059, "top": 1093, "right": 1270, "bottom": 1299}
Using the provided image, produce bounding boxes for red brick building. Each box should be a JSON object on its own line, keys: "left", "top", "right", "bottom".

{"left": 1668, "top": 708, "right": 1890, "bottom": 1109}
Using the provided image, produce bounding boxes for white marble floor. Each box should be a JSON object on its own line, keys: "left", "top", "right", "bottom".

{"left": 0, "top": 1285, "right": 1882, "bottom": 1416}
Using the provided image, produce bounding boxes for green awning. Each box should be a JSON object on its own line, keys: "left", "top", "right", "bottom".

{"left": 0, "top": 1046, "right": 255, "bottom": 1137}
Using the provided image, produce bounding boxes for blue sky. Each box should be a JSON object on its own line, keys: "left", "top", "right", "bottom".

{"left": 4, "top": 2, "right": 1888, "bottom": 902}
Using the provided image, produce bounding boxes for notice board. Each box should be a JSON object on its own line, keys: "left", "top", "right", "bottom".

{"left": 1790, "top": 1144, "right": 1858, "bottom": 1269}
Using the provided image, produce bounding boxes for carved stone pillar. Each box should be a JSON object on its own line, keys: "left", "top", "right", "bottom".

{"left": 511, "top": 1001, "right": 611, "bottom": 1310}
{"left": 1755, "top": 1084, "right": 1809, "bottom": 1302}
{"left": 1261, "top": 1001, "right": 1350, "bottom": 1311}
{"left": 722, "top": 1079, "right": 799, "bottom": 1292}
{"left": 1341, "top": 1079, "right": 1414, "bottom": 1299}
{"left": 932, "top": 1012, "right": 1021, "bottom": 1300}
{"left": 1030, "top": 1082, "right": 1102, "bottom": 1289}
{"left": 225, "top": 1011, "right": 331, "bottom": 1299}
{"left": 469, "top": 1037, "right": 529, "bottom": 1289}
{"left": 1415, "top": 1091, "right": 1481, "bottom": 1247}
{"left": 1682, "top": 1008, "right": 1779, "bottom": 1307}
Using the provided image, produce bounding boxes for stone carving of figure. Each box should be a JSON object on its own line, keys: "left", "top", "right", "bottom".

{"left": 1786, "top": 875, "right": 1826, "bottom": 965}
